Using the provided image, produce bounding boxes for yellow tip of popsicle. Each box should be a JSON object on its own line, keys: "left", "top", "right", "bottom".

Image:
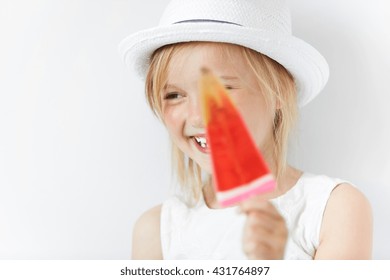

{"left": 199, "top": 67, "right": 233, "bottom": 125}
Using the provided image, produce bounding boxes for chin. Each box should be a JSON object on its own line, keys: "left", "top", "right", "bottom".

{"left": 193, "top": 159, "right": 213, "bottom": 175}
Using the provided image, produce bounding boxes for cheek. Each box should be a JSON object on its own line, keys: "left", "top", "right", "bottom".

{"left": 162, "top": 106, "right": 186, "bottom": 139}
{"left": 235, "top": 97, "right": 274, "bottom": 146}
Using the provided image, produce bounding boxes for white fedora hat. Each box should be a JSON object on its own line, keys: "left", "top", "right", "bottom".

{"left": 119, "top": 0, "right": 329, "bottom": 107}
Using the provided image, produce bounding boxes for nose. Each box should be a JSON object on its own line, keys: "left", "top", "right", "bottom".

{"left": 187, "top": 95, "right": 204, "bottom": 128}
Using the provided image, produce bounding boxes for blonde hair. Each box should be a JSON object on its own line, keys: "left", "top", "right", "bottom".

{"left": 145, "top": 42, "right": 297, "bottom": 204}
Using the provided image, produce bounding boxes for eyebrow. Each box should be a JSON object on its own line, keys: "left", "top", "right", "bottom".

{"left": 164, "top": 84, "right": 184, "bottom": 91}
{"left": 164, "top": 76, "right": 239, "bottom": 89}
{"left": 220, "top": 76, "right": 240, "bottom": 81}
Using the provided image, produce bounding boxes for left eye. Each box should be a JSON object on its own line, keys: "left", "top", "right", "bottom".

{"left": 224, "top": 85, "right": 238, "bottom": 91}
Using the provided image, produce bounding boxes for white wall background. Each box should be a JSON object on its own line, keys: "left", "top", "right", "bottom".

{"left": 0, "top": 0, "right": 388, "bottom": 259}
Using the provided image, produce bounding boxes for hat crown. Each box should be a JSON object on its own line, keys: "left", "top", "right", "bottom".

{"left": 160, "top": 0, "right": 292, "bottom": 34}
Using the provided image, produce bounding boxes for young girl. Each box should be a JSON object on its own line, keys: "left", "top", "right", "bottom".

{"left": 119, "top": 0, "right": 372, "bottom": 259}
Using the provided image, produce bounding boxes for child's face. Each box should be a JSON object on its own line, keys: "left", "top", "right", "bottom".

{"left": 161, "top": 43, "right": 275, "bottom": 173}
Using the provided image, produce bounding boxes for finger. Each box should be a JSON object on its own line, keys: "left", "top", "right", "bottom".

{"left": 244, "top": 218, "right": 273, "bottom": 236}
{"left": 239, "top": 195, "right": 273, "bottom": 210}
{"left": 244, "top": 224, "right": 288, "bottom": 244}
{"left": 240, "top": 200, "right": 281, "bottom": 219}
{"left": 243, "top": 239, "right": 273, "bottom": 259}
{"left": 243, "top": 222, "right": 288, "bottom": 250}
{"left": 245, "top": 211, "right": 281, "bottom": 233}
{"left": 243, "top": 235, "right": 286, "bottom": 260}
{"left": 244, "top": 214, "right": 288, "bottom": 239}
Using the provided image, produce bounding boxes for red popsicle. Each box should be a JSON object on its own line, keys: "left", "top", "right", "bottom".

{"left": 200, "top": 68, "right": 276, "bottom": 207}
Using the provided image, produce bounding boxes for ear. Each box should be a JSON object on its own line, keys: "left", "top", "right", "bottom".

{"left": 273, "top": 108, "right": 282, "bottom": 129}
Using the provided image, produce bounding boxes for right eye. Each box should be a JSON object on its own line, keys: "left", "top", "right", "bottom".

{"left": 164, "top": 92, "right": 182, "bottom": 100}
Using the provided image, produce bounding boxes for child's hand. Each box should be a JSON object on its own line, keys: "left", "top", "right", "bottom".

{"left": 239, "top": 197, "right": 288, "bottom": 259}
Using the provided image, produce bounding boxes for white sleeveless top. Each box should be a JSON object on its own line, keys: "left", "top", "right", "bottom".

{"left": 160, "top": 173, "right": 347, "bottom": 259}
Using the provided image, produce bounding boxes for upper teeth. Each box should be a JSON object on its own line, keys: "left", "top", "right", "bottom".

{"left": 194, "top": 136, "right": 207, "bottom": 148}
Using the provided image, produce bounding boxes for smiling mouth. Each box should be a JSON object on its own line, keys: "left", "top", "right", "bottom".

{"left": 194, "top": 136, "right": 207, "bottom": 148}
{"left": 191, "top": 135, "right": 209, "bottom": 153}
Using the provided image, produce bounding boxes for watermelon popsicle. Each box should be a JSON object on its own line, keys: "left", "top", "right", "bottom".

{"left": 199, "top": 67, "right": 276, "bottom": 207}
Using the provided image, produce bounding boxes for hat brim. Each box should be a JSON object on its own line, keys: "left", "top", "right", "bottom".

{"left": 119, "top": 22, "right": 329, "bottom": 107}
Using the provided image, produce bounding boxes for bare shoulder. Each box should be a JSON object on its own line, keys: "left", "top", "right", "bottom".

{"left": 316, "top": 183, "right": 373, "bottom": 259}
{"left": 325, "top": 183, "right": 372, "bottom": 214}
{"left": 132, "top": 204, "right": 163, "bottom": 260}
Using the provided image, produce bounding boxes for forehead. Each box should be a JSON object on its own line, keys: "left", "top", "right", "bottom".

{"left": 166, "top": 42, "right": 247, "bottom": 80}
{"left": 170, "top": 42, "right": 244, "bottom": 62}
